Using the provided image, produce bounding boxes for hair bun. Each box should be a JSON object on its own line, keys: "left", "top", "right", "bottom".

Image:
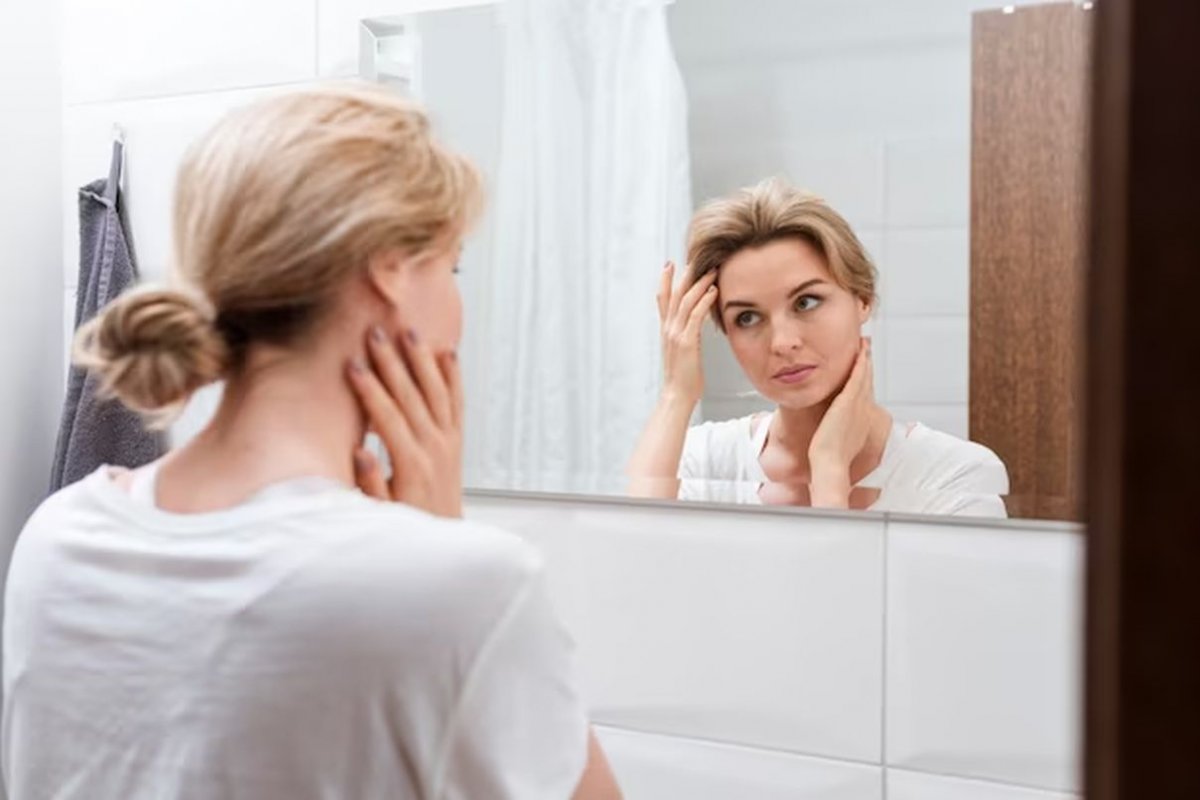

{"left": 74, "top": 286, "right": 230, "bottom": 419}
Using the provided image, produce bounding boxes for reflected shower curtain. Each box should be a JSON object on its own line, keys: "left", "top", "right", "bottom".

{"left": 481, "top": 0, "right": 691, "bottom": 490}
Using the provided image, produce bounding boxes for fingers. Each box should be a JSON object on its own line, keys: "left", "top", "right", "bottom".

{"left": 353, "top": 447, "right": 389, "bottom": 500}
{"left": 669, "top": 270, "right": 719, "bottom": 334}
{"left": 683, "top": 283, "right": 719, "bottom": 339}
{"left": 365, "top": 326, "right": 436, "bottom": 433}
{"left": 665, "top": 262, "right": 684, "bottom": 321}
{"left": 396, "top": 327, "right": 454, "bottom": 430}
{"left": 438, "top": 350, "right": 464, "bottom": 430}
{"left": 347, "top": 356, "right": 422, "bottom": 474}
{"left": 656, "top": 261, "right": 673, "bottom": 323}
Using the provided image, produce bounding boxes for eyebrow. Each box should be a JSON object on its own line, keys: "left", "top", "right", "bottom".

{"left": 722, "top": 279, "right": 828, "bottom": 311}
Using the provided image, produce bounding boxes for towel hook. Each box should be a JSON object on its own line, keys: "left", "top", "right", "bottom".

{"left": 112, "top": 123, "right": 126, "bottom": 146}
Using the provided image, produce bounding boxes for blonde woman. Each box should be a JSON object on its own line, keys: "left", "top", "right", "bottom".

{"left": 628, "top": 178, "right": 1008, "bottom": 516}
{"left": 3, "top": 86, "right": 620, "bottom": 799}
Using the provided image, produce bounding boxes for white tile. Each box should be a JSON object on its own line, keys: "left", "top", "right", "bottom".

{"left": 886, "top": 521, "right": 1083, "bottom": 791}
{"left": 886, "top": 404, "right": 969, "bottom": 440}
{"left": 888, "top": 768, "right": 1078, "bottom": 800}
{"left": 318, "top": 0, "right": 497, "bottom": 78}
{"left": 691, "top": 140, "right": 885, "bottom": 231}
{"left": 462, "top": 495, "right": 584, "bottom": 630}
{"left": 598, "top": 727, "right": 883, "bottom": 800}
{"left": 885, "top": 138, "right": 969, "bottom": 228}
{"left": 884, "top": 317, "right": 968, "bottom": 405}
{"left": 573, "top": 504, "right": 884, "bottom": 761}
{"left": 63, "top": 0, "right": 316, "bottom": 105}
{"left": 685, "top": 43, "right": 969, "bottom": 149}
{"left": 63, "top": 85, "right": 301, "bottom": 288}
{"left": 882, "top": 229, "right": 970, "bottom": 317}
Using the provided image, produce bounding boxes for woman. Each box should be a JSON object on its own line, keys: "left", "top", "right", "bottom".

{"left": 3, "top": 85, "right": 620, "bottom": 799}
{"left": 628, "top": 178, "right": 1008, "bottom": 516}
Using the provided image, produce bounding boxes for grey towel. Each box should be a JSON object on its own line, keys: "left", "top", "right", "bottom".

{"left": 49, "top": 141, "right": 166, "bottom": 492}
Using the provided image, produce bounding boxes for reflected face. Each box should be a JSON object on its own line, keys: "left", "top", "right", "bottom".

{"left": 717, "top": 238, "right": 870, "bottom": 409}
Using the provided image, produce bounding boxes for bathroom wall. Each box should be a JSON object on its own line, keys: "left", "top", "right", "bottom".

{"left": 1, "top": 0, "right": 65, "bottom": 632}
{"left": 467, "top": 492, "right": 1083, "bottom": 800}
{"left": 675, "top": 0, "right": 1048, "bottom": 438}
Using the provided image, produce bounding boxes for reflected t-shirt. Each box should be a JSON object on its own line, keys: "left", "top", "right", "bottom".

{"left": 678, "top": 412, "right": 1010, "bottom": 517}
{"left": 2, "top": 463, "right": 589, "bottom": 799}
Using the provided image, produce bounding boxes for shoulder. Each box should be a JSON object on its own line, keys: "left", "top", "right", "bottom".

{"left": 893, "top": 423, "right": 1010, "bottom": 494}
{"left": 316, "top": 498, "right": 545, "bottom": 597}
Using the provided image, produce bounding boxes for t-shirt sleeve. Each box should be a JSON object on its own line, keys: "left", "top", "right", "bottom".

{"left": 435, "top": 568, "right": 590, "bottom": 800}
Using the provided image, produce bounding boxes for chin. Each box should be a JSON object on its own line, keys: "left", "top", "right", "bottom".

{"left": 758, "top": 382, "right": 831, "bottom": 410}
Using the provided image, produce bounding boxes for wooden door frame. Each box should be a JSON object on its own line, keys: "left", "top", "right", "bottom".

{"left": 1086, "top": 0, "right": 1200, "bottom": 797}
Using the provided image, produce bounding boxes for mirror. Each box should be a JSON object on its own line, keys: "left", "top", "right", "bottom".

{"left": 399, "top": 0, "right": 1092, "bottom": 522}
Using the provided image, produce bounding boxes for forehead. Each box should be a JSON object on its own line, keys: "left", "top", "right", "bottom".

{"left": 718, "top": 238, "right": 831, "bottom": 296}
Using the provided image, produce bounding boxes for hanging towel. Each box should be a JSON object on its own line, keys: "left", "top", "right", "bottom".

{"left": 49, "top": 139, "right": 166, "bottom": 492}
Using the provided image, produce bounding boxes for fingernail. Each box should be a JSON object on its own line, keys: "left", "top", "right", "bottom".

{"left": 708, "top": 286, "right": 717, "bottom": 293}
{"left": 664, "top": 261, "right": 673, "bottom": 271}
{"left": 349, "top": 356, "right": 367, "bottom": 375}
{"left": 406, "top": 328, "right": 418, "bottom": 345}
{"left": 353, "top": 450, "right": 371, "bottom": 471}
{"left": 370, "top": 325, "right": 386, "bottom": 343}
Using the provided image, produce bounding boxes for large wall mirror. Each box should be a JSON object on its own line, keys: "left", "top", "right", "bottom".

{"left": 392, "top": 0, "right": 1093, "bottom": 522}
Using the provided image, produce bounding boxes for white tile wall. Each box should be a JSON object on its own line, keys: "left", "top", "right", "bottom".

{"left": 465, "top": 495, "right": 886, "bottom": 762}
{"left": 885, "top": 317, "right": 969, "bottom": 405}
{"left": 883, "top": 229, "right": 970, "bottom": 317}
{"left": 598, "top": 727, "right": 883, "bottom": 800}
{"left": 690, "top": 141, "right": 885, "bottom": 232}
{"left": 888, "top": 768, "right": 1079, "bottom": 800}
{"left": 62, "top": 0, "right": 316, "bottom": 105}
{"left": 465, "top": 491, "right": 1083, "bottom": 798}
{"left": 886, "top": 403, "right": 970, "bottom": 441}
{"left": 885, "top": 138, "right": 971, "bottom": 229}
{"left": 886, "top": 521, "right": 1083, "bottom": 792}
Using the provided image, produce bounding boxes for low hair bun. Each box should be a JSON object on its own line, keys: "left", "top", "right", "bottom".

{"left": 73, "top": 286, "right": 230, "bottom": 421}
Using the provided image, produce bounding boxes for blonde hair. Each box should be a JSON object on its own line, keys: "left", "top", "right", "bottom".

{"left": 685, "top": 177, "right": 877, "bottom": 330}
{"left": 75, "top": 84, "right": 482, "bottom": 425}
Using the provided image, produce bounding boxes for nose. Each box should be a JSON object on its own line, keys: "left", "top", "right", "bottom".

{"left": 769, "top": 318, "right": 804, "bottom": 355}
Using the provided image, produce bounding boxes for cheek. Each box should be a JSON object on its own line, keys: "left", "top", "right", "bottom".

{"left": 727, "top": 330, "right": 768, "bottom": 376}
{"left": 396, "top": 274, "right": 463, "bottom": 350}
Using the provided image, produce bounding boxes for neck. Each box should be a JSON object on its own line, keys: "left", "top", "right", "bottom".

{"left": 170, "top": 339, "right": 367, "bottom": 493}
{"left": 770, "top": 399, "right": 894, "bottom": 482}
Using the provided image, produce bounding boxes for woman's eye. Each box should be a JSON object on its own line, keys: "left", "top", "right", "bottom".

{"left": 795, "top": 295, "right": 822, "bottom": 312}
{"left": 734, "top": 311, "right": 760, "bottom": 328}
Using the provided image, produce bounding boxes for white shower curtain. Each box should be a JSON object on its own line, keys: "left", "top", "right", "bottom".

{"left": 480, "top": 0, "right": 692, "bottom": 491}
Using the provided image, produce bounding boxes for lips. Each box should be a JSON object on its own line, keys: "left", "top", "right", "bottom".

{"left": 772, "top": 364, "right": 817, "bottom": 385}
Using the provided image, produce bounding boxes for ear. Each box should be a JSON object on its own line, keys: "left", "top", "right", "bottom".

{"left": 365, "top": 249, "right": 413, "bottom": 309}
{"left": 857, "top": 290, "right": 877, "bottom": 324}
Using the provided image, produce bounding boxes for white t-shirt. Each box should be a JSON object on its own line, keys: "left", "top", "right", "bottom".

{"left": 678, "top": 412, "right": 1011, "bottom": 517}
{"left": 2, "top": 463, "right": 589, "bottom": 800}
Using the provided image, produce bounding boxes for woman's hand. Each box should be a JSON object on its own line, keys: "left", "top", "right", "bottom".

{"left": 808, "top": 337, "right": 875, "bottom": 508}
{"left": 656, "top": 262, "right": 719, "bottom": 405}
{"left": 346, "top": 325, "right": 464, "bottom": 518}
